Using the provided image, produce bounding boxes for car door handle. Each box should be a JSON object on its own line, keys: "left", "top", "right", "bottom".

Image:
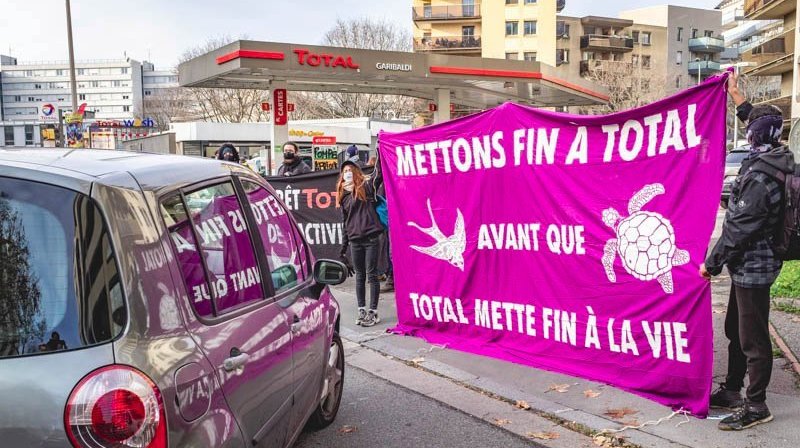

{"left": 223, "top": 352, "right": 250, "bottom": 372}
{"left": 291, "top": 315, "right": 302, "bottom": 333}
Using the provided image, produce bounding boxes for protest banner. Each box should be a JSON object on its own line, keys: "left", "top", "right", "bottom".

{"left": 378, "top": 73, "right": 729, "bottom": 416}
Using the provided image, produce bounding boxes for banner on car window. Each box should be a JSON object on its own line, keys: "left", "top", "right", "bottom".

{"left": 378, "top": 73, "right": 729, "bottom": 416}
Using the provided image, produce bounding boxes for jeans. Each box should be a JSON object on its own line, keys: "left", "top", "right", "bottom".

{"left": 351, "top": 233, "right": 380, "bottom": 310}
{"left": 724, "top": 285, "right": 773, "bottom": 403}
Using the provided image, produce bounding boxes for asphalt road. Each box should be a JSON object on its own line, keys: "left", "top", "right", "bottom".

{"left": 294, "top": 365, "right": 537, "bottom": 448}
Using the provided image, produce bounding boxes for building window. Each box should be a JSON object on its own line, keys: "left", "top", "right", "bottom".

{"left": 121, "top": 67, "right": 128, "bottom": 74}
{"left": 524, "top": 21, "right": 537, "bottom": 35}
{"left": 642, "top": 55, "right": 651, "bottom": 68}
{"left": 79, "top": 94, "right": 86, "bottom": 100}
{"left": 24, "top": 70, "right": 33, "bottom": 76}
{"left": 524, "top": 52, "right": 537, "bottom": 61}
{"left": 506, "top": 21, "right": 519, "bottom": 36}
{"left": 556, "top": 49, "right": 569, "bottom": 64}
{"left": 4, "top": 126, "right": 14, "bottom": 145}
{"left": 112, "top": 80, "right": 121, "bottom": 87}
{"left": 704, "top": 30, "right": 714, "bottom": 37}
{"left": 122, "top": 95, "right": 129, "bottom": 99}
{"left": 56, "top": 69, "right": 64, "bottom": 76}
{"left": 462, "top": 26, "right": 475, "bottom": 38}
{"left": 34, "top": 84, "right": 41, "bottom": 89}
{"left": 524, "top": 0, "right": 537, "bottom": 3}
{"left": 144, "top": 90, "right": 152, "bottom": 96}
{"left": 13, "top": 95, "right": 20, "bottom": 102}
{"left": 24, "top": 125, "right": 34, "bottom": 145}
{"left": 27, "top": 96, "right": 34, "bottom": 102}
{"left": 91, "top": 81, "right": 99, "bottom": 88}
{"left": 691, "top": 28, "right": 698, "bottom": 39}
{"left": 123, "top": 105, "right": 130, "bottom": 112}
{"left": 505, "top": 0, "right": 518, "bottom": 4}
{"left": 77, "top": 68, "right": 85, "bottom": 75}
{"left": 463, "top": 0, "right": 476, "bottom": 17}
{"left": 676, "top": 76, "right": 681, "bottom": 89}
{"left": 632, "top": 30, "right": 640, "bottom": 43}
{"left": 676, "top": 51, "right": 683, "bottom": 65}
{"left": 641, "top": 32, "right": 651, "bottom": 45}
{"left": 632, "top": 54, "right": 639, "bottom": 65}
{"left": 506, "top": 52, "right": 518, "bottom": 60}
{"left": 677, "top": 27, "right": 683, "bottom": 42}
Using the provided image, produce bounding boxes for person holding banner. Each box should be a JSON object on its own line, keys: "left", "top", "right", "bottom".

{"left": 278, "top": 141, "right": 311, "bottom": 176}
{"left": 701, "top": 72, "right": 795, "bottom": 431}
{"left": 338, "top": 153, "right": 384, "bottom": 327}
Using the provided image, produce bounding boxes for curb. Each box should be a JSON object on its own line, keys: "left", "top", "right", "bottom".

{"left": 769, "top": 322, "right": 800, "bottom": 378}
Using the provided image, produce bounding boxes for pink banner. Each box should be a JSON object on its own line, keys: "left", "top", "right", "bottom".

{"left": 379, "top": 73, "right": 729, "bottom": 416}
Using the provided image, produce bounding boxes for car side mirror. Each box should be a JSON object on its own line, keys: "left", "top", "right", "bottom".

{"left": 313, "top": 259, "right": 347, "bottom": 286}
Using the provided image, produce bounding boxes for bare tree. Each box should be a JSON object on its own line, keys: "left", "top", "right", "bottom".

{"left": 142, "top": 83, "right": 194, "bottom": 131}
{"left": 577, "top": 60, "right": 669, "bottom": 115}
{"left": 291, "top": 17, "right": 420, "bottom": 120}
{"left": 727, "top": 73, "right": 782, "bottom": 147}
{"left": 179, "top": 35, "right": 270, "bottom": 123}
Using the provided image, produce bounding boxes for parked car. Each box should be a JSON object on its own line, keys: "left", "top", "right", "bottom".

{"left": 721, "top": 145, "right": 750, "bottom": 208}
{"left": 0, "top": 148, "right": 347, "bottom": 448}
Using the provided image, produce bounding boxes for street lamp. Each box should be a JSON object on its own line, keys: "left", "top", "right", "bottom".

{"left": 695, "top": 58, "right": 702, "bottom": 84}
{"left": 65, "top": 0, "right": 78, "bottom": 114}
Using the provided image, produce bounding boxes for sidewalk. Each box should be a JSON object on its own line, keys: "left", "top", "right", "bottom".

{"left": 333, "top": 269, "right": 800, "bottom": 448}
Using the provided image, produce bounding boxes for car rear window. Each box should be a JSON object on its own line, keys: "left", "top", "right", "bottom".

{"left": 726, "top": 151, "right": 749, "bottom": 165}
{"left": 0, "top": 177, "right": 124, "bottom": 359}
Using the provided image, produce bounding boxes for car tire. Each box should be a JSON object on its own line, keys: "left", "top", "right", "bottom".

{"left": 307, "top": 332, "right": 344, "bottom": 430}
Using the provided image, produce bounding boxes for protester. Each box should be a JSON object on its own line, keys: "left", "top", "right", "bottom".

{"left": 278, "top": 141, "right": 311, "bottom": 176}
{"left": 700, "top": 72, "right": 795, "bottom": 431}
{"left": 216, "top": 142, "right": 240, "bottom": 163}
{"left": 337, "top": 150, "right": 384, "bottom": 327}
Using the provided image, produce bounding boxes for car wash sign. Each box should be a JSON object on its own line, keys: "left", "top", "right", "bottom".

{"left": 378, "top": 73, "right": 730, "bottom": 417}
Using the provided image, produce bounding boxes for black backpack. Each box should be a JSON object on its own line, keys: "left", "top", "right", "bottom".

{"left": 753, "top": 164, "right": 800, "bottom": 260}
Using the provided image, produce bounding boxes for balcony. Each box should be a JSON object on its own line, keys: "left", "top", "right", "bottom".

{"left": 744, "top": 0, "right": 795, "bottom": 20}
{"left": 412, "top": 3, "right": 480, "bottom": 22}
{"left": 580, "top": 35, "right": 634, "bottom": 52}
{"left": 687, "top": 60, "right": 721, "bottom": 76}
{"left": 741, "top": 29, "right": 794, "bottom": 72}
{"left": 413, "top": 35, "right": 482, "bottom": 53}
{"left": 557, "top": 0, "right": 566, "bottom": 12}
{"left": 688, "top": 36, "right": 725, "bottom": 53}
{"left": 556, "top": 21, "right": 570, "bottom": 39}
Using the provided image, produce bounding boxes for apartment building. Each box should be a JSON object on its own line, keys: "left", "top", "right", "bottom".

{"left": 739, "top": 0, "right": 799, "bottom": 122}
{"left": 0, "top": 56, "right": 177, "bottom": 146}
{"left": 412, "top": 0, "right": 566, "bottom": 66}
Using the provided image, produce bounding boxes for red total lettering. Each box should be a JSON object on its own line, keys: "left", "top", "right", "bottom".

{"left": 293, "top": 49, "right": 309, "bottom": 65}
{"left": 307, "top": 54, "right": 321, "bottom": 66}
{"left": 332, "top": 56, "right": 345, "bottom": 68}
{"left": 321, "top": 54, "right": 334, "bottom": 66}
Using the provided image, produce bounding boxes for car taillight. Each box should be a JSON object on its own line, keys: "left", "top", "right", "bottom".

{"left": 65, "top": 365, "right": 167, "bottom": 448}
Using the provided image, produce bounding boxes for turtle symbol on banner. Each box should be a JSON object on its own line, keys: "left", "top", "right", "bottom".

{"left": 408, "top": 198, "right": 466, "bottom": 271}
{"left": 601, "top": 183, "right": 690, "bottom": 294}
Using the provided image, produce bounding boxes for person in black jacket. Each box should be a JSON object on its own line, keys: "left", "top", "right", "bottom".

{"left": 701, "top": 72, "right": 795, "bottom": 431}
{"left": 337, "top": 153, "right": 384, "bottom": 327}
{"left": 216, "top": 143, "right": 240, "bottom": 163}
{"left": 277, "top": 141, "right": 311, "bottom": 176}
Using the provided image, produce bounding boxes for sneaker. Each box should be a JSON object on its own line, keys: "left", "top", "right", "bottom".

{"left": 362, "top": 310, "right": 380, "bottom": 327}
{"left": 356, "top": 308, "right": 367, "bottom": 326}
{"left": 710, "top": 384, "right": 744, "bottom": 410}
{"left": 718, "top": 402, "right": 772, "bottom": 431}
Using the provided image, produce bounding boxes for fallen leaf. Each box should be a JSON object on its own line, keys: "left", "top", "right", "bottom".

{"left": 338, "top": 425, "right": 358, "bottom": 434}
{"left": 515, "top": 400, "right": 531, "bottom": 410}
{"left": 527, "top": 431, "right": 560, "bottom": 440}
{"left": 604, "top": 407, "right": 639, "bottom": 420}
{"left": 492, "top": 418, "right": 511, "bottom": 426}
{"left": 410, "top": 357, "right": 425, "bottom": 364}
{"left": 584, "top": 389, "right": 602, "bottom": 398}
{"left": 547, "top": 383, "right": 571, "bottom": 393}
{"left": 620, "top": 419, "right": 641, "bottom": 427}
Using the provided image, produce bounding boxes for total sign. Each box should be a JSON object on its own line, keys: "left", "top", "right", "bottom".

{"left": 39, "top": 103, "right": 58, "bottom": 122}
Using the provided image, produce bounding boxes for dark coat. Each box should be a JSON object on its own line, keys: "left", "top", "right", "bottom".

{"left": 277, "top": 158, "right": 311, "bottom": 176}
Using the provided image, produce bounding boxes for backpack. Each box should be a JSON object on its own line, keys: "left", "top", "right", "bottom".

{"left": 753, "top": 165, "right": 800, "bottom": 260}
{"left": 374, "top": 194, "right": 389, "bottom": 229}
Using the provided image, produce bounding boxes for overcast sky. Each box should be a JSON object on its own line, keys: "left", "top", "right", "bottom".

{"left": 0, "top": 0, "right": 720, "bottom": 69}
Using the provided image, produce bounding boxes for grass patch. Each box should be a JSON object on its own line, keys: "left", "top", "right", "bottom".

{"left": 773, "top": 302, "right": 800, "bottom": 315}
{"left": 772, "top": 261, "right": 800, "bottom": 299}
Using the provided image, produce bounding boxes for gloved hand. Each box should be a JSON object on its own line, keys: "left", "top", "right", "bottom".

{"left": 340, "top": 255, "right": 355, "bottom": 277}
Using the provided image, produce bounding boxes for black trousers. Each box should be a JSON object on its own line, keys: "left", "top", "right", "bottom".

{"left": 351, "top": 233, "right": 380, "bottom": 310}
{"left": 724, "top": 285, "right": 773, "bottom": 403}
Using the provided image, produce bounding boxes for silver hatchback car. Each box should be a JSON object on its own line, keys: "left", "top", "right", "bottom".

{"left": 0, "top": 148, "right": 347, "bottom": 448}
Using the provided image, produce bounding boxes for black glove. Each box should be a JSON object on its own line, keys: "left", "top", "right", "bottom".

{"left": 340, "top": 255, "right": 355, "bottom": 277}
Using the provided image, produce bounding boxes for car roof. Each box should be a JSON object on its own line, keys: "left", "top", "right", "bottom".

{"left": 0, "top": 147, "right": 254, "bottom": 192}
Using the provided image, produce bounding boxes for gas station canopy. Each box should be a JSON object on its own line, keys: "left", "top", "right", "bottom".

{"left": 178, "top": 40, "right": 609, "bottom": 111}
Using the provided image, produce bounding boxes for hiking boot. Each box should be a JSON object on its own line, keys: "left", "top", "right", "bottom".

{"left": 356, "top": 308, "right": 367, "bottom": 326}
{"left": 718, "top": 402, "right": 773, "bottom": 431}
{"left": 361, "top": 310, "right": 380, "bottom": 327}
{"left": 380, "top": 278, "right": 394, "bottom": 293}
{"left": 710, "top": 384, "right": 744, "bottom": 410}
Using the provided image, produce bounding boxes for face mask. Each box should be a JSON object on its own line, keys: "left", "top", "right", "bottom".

{"left": 284, "top": 152, "right": 295, "bottom": 160}
{"left": 343, "top": 172, "right": 353, "bottom": 182}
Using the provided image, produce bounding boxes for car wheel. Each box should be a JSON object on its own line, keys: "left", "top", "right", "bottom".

{"left": 307, "top": 332, "right": 344, "bottom": 429}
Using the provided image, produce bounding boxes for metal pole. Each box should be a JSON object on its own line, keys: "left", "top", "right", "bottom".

{"left": 696, "top": 58, "right": 701, "bottom": 84}
{"left": 733, "top": 65, "right": 740, "bottom": 148}
{"left": 65, "top": 0, "right": 79, "bottom": 114}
